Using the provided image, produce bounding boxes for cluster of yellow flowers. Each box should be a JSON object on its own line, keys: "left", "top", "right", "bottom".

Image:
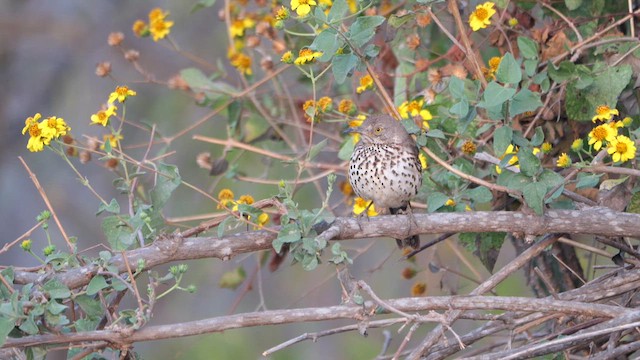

{"left": 90, "top": 86, "right": 136, "bottom": 127}
{"left": 22, "top": 113, "right": 71, "bottom": 152}
{"left": 132, "top": 8, "right": 174, "bottom": 42}
{"left": 557, "top": 106, "right": 636, "bottom": 167}
{"left": 217, "top": 189, "right": 270, "bottom": 227}
{"left": 281, "top": 48, "right": 323, "bottom": 65}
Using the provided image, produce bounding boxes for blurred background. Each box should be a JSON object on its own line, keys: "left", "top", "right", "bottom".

{"left": 0, "top": 1, "right": 525, "bottom": 358}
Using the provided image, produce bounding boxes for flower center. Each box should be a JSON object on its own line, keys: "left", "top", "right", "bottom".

{"left": 596, "top": 105, "right": 610, "bottom": 115}
{"left": 476, "top": 8, "right": 488, "bottom": 20}
{"left": 299, "top": 0, "right": 312, "bottom": 5}
{"left": 28, "top": 124, "right": 41, "bottom": 137}
{"left": 616, "top": 142, "right": 628, "bottom": 153}
{"left": 593, "top": 127, "right": 607, "bottom": 140}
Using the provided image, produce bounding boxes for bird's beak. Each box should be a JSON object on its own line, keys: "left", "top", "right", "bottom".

{"left": 342, "top": 127, "right": 359, "bottom": 135}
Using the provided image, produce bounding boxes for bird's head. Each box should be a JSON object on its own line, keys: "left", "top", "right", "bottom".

{"left": 344, "top": 114, "right": 412, "bottom": 145}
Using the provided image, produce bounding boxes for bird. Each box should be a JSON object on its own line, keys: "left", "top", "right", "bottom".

{"left": 345, "top": 114, "right": 423, "bottom": 249}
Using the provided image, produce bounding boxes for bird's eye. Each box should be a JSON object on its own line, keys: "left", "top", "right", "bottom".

{"left": 374, "top": 127, "right": 383, "bottom": 134}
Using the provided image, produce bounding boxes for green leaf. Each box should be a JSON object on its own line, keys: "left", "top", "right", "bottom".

{"left": 530, "top": 127, "right": 544, "bottom": 146}
{"left": 227, "top": 100, "right": 242, "bottom": 132}
{"left": 427, "top": 192, "right": 450, "bottom": 212}
{"left": 495, "top": 53, "right": 521, "bottom": 84}
{"left": 338, "top": 136, "right": 356, "bottom": 161}
{"left": 75, "top": 318, "right": 99, "bottom": 332}
{"left": 426, "top": 129, "right": 446, "bottom": 139}
{"left": 576, "top": 173, "right": 602, "bottom": 189}
{"left": 219, "top": 266, "right": 245, "bottom": 290}
{"left": 510, "top": 89, "right": 543, "bottom": 116}
{"left": 180, "top": 68, "right": 236, "bottom": 97}
{"left": 332, "top": 54, "right": 358, "bottom": 84}
{"left": 42, "top": 279, "right": 70, "bottom": 299}
{"left": 524, "top": 59, "right": 538, "bottom": 77}
{"left": 388, "top": 13, "right": 413, "bottom": 28}
{"left": 151, "top": 163, "right": 181, "bottom": 209}
{"left": 449, "top": 76, "right": 465, "bottom": 99}
{"left": 97, "top": 198, "right": 120, "bottom": 216}
{"left": 302, "top": 255, "right": 319, "bottom": 271}
{"left": 450, "top": 99, "right": 469, "bottom": 117}
{"left": 493, "top": 126, "right": 513, "bottom": 156}
{"left": 548, "top": 61, "right": 576, "bottom": 82}
{"left": 401, "top": 119, "right": 421, "bottom": 134}
{"left": 75, "top": 295, "right": 104, "bottom": 318}
{"left": 308, "top": 139, "right": 327, "bottom": 161}
{"left": 349, "top": 16, "right": 385, "bottom": 48}
{"left": 18, "top": 315, "right": 38, "bottom": 335}
{"left": 192, "top": 0, "right": 216, "bottom": 12}
{"left": 0, "top": 316, "right": 15, "bottom": 347}
{"left": 523, "top": 182, "right": 546, "bottom": 215}
{"left": 565, "top": 64, "right": 632, "bottom": 121}
{"left": 517, "top": 36, "right": 539, "bottom": 59}
{"left": 102, "top": 215, "right": 137, "bottom": 251}
{"left": 46, "top": 300, "right": 67, "bottom": 315}
{"left": 311, "top": 29, "right": 341, "bottom": 62}
{"left": 465, "top": 186, "right": 493, "bottom": 203}
{"left": 478, "top": 81, "right": 516, "bottom": 108}
{"left": 565, "top": 0, "right": 582, "bottom": 11}
{"left": 86, "top": 276, "right": 109, "bottom": 296}
{"left": 328, "top": 0, "right": 348, "bottom": 22}
{"left": 518, "top": 147, "right": 541, "bottom": 177}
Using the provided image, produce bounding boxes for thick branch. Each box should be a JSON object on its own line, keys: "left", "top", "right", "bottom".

{"left": 12, "top": 209, "right": 640, "bottom": 289}
{"left": 2, "top": 295, "right": 628, "bottom": 349}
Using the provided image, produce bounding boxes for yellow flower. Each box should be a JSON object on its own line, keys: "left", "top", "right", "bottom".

{"left": 356, "top": 74, "right": 374, "bottom": 94}
{"left": 108, "top": 86, "right": 137, "bottom": 104}
{"left": 22, "top": 113, "right": 42, "bottom": 135}
{"left": 488, "top": 56, "right": 501, "bottom": 73}
{"left": 149, "top": 8, "right": 169, "bottom": 22}
{"left": 281, "top": 51, "right": 293, "bottom": 64}
{"left": 461, "top": 140, "right": 477, "bottom": 155}
{"left": 41, "top": 116, "right": 70, "bottom": 139}
{"left": 339, "top": 99, "right": 356, "bottom": 115}
{"left": 91, "top": 105, "right": 117, "bottom": 127}
{"left": 588, "top": 123, "right": 618, "bottom": 151}
{"left": 496, "top": 144, "right": 519, "bottom": 174}
{"left": 291, "top": 0, "right": 317, "bottom": 17}
{"left": 353, "top": 197, "right": 378, "bottom": 217}
{"left": 571, "top": 138, "right": 583, "bottom": 152}
{"left": 469, "top": 2, "right": 496, "bottom": 31}
{"left": 255, "top": 213, "right": 270, "bottom": 228}
{"left": 302, "top": 99, "right": 316, "bottom": 122}
{"left": 508, "top": 18, "right": 518, "bottom": 27}
{"left": 233, "top": 194, "right": 255, "bottom": 211}
{"left": 148, "top": 9, "right": 174, "bottom": 42}
{"left": 132, "top": 20, "right": 148, "bottom": 37}
{"left": 25, "top": 122, "right": 49, "bottom": 152}
{"left": 230, "top": 18, "right": 256, "bottom": 38}
{"left": 541, "top": 142, "right": 552, "bottom": 153}
{"left": 230, "top": 52, "right": 252, "bottom": 75}
{"left": 347, "top": 115, "right": 366, "bottom": 143}
{"left": 294, "top": 48, "right": 323, "bottom": 65}
{"left": 398, "top": 99, "right": 433, "bottom": 128}
{"left": 556, "top": 153, "right": 571, "bottom": 168}
{"left": 607, "top": 135, "right": 636, "bottom": 163}
{"left": 317, "top": 96, "right": 332, "bottom": 112}
{"left": 101, "top": 134, "right": 123, "bottom": 150}
{"left": 445, "top": 198, "right": 456, "bottom": 207}
{"left": 622, "top": 116, "right": 633, "bottom": 127}
{"left": 346, "top": 0, "right": 357, "bottom": 13}
{"left": 217, "top": 188, "right": 235, "bottom": 209}
{"left": 419, "top": 153, "right": 428, "bottom": 170}
{"left": 592, "top": 105, "right": 619, "bottom": 123}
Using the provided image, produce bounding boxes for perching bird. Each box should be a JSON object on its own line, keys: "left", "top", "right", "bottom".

{"left": 346, "top": 114, "right": 422, "bottom": 249}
